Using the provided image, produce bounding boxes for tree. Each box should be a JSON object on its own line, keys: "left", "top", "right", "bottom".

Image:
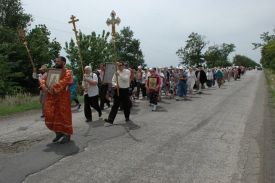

{"left": 261, "top": 40, "right": 275, "bottom": 69}
{"left": 252, "top": 29, "right": 275, "bottom": 49}
{"left": 233, "top": 55, "right": 260, "bottom": 68}
{"left": 0, "top": 0, "right": 32, "bottom": 96}
{"left": 0, "top": 0, "right": 32, "bottom": 28}
{"left": 65, "top": 30, "right": 113, "bottom": 79}
{"left": 27, "top": 24, "right": 61, "bottom": 67}
{"left": 204, "top": 43, "right": 235, "bottom": 67}
{"left": 115, "top": 27, "right": 145, "bottom": 69}
{"left": 176, "top": 32, "right": 207, "bottom": 66}
{"left": 253, "top": 29, "right": 275, "bottom": 69}
{"left": 0, "top": 0, "right": 61, "bottom": 96}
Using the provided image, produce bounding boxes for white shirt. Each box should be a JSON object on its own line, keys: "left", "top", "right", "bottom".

{"left": 112, "top": 69, "right": 130, "bottom": 88}
{"left": 141, "top": 72, "right": 147, "bottom": 84}
{"left": 187, "top": 71, "right": 196, "bottom": 83}
{"left": 83, "top": 73, "right": 99, "bottom": 97}
{"left": 207, "top": 71, "right": 214, "bottom": 80}
{"left": 32, "top": 72, "right": 47, "bottom": 83}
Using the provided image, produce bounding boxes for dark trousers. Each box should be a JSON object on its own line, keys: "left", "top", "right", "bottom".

{"left": 84, "top": 94, "right": 101, "bottom": 120}
{"left": 136, "top": 82, "right": 141, "bottom": 98}
{"left": 136, "top": 82, "right": 146, "bottom": 98}
{"left": 142, "top": 84, "right": 146, "bottom": 97}
{"left": 99, "top": 84, "right": 110, "bottom": 109}
{"left": 72, "top": 98, "right": 80, "bottom": 105}
{"left": 149, "top": 91, "right": 158, "bottom": 105}
{"left": 108, "top": 88, "right": 131, "bottom": 122}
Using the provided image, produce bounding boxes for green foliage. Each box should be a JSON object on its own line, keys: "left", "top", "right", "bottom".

{"left": 0, "top": 92, "right": 40, "bottom": 116}
{"left": 261, "top": 40, "right": 275, "bottom": 70}
{"left": 65, "top": 27, "right": 146, "bottom": 79}
{"left": 233, "top": 55, "right": 260, "bottom": 68}
{"left": 254, "top": 29, "right": 275, "bottom": 70}
{"left": 27, "top": 24, "right": 61, "bottom": 68}
{"left": 65, "top": 30, "right": 113, "bottom": 79}
{"left": 264, "top": 69, "right": 275, "bottom": 104}
{"left": 0, "top": 0, "right": 61, "bottom": 97}
{"left": 0, "top": 0, "right": 32, "bottom": 28}
{"left": 252, "top": 29, "right": 275, "bottom": 49}
{"left": 204, "top": 43, "right": 235, "bottom": 67}
{"left": 116, "top": 27, "right": 145, "bottom": 68}
{"left": 176, "top": 32, "right": 207, "bottom": 66}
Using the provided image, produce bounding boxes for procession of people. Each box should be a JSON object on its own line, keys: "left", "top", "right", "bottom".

{"left": 34, "top": 56, "right": 247, "bottom": 144}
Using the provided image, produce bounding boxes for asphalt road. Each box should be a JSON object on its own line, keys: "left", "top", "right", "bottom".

{"left": 0, "top": 70, "right": 274, "bottom": 183}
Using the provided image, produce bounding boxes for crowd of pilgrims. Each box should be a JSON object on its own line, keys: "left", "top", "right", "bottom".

{"left": 82, "top": 64, "right": 246, "bottom": 112}
{"left": 34, "top": 56, "right": 246, "bottom": 143}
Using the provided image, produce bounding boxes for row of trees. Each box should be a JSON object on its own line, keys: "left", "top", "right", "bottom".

{"left": 65, "top": 27, "right": 145, "bottom": 81}
{"left": 0, "top": 0, "right": 61, "bottom": 96}
{"left": 176, "top": 32, "right": 260, "bottom": 68}
{"left": 253, "top": 29, "right": 275, "bottom": 70}
{"left": 0, "top": 0, "right": 145, "bottom": 97}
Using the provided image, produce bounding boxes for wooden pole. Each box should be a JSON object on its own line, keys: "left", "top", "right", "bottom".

{"left": 17, "top": 28, "right": 36, "bottom": 72}
{"left": 106, "top": 10, "right": 121, "bottom": 96}
{"left": 69, "top": 15, "right": 84, "bottom": 75}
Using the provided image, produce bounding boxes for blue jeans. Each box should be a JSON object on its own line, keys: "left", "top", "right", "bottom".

{"left": 176, "top": 80, "right": 187, "bottom": 97}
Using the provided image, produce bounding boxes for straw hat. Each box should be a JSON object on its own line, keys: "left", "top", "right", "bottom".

{"left": 39, "top": 64, "right": 48, "bottom": 71}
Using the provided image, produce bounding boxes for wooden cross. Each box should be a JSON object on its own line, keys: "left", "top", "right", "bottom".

{"left": 69, "top": 15, "right": 84, "bottom": 74}
{"left": 17, "top": 28, "right": 36, "bottom": 72}
{"left": 106, "top": 11, "right": 121, "bottom": 40}
{"left": 106, "top": 10, "right": 121, "bottom": 95}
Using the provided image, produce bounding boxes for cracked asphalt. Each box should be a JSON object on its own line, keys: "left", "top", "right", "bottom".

{"left": 0, "top": 70, "right": 274, "bottom": 183}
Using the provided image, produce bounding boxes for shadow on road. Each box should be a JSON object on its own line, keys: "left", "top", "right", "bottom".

{"left": 43, "top": 141, "right": 80, "bottom": 156}
{"left": 156, "top": 106, "right": 168, "bottom": 112}
{"left": 119, "top": 121, "right": 142, "bottom": 142}
{"left": 119, "top": 120, "right": 141, "bottom": 131}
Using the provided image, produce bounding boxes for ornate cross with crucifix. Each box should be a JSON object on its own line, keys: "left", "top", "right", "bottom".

{"left": 106, "top": 10, "right": 121, "bottom": 95}
{"left": 17, "top": 27, "right": 36, "bottom": 72}
{"left": 69, "top": 15, "right": 84, "bottom": 74}
{"left": 106, "top": 10, "right": 121, "bottom": 44}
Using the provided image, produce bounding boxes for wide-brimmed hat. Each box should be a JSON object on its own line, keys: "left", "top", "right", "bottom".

{"left": 39, "top": 64, "right": 47, "bottom": 71}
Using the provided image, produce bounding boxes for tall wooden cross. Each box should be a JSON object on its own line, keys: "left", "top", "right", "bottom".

{"left": 106, "top": 10, "right": 121, "bottom": 95}
{"left": 17, "top": 28, "right": 36, "bottom": 72}
{"left": 69, "top": 15, "right": 84, "bottom": 74}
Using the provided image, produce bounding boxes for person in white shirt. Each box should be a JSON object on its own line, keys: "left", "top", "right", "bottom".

{"left": 187, "top": 67, "right": 196, "bottom": 95}
{"left": 82, "top": 66, "right": 102, "bottom": 122}
{"left": 136, "top": 65, "right": 144, "bottom": 99}
{"left": 104, "top": 62, "right": 131, "bottom": 125}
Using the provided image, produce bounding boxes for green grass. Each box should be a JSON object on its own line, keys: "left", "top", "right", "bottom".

{"left": 0, "top": 93, "right": 84, "bottom": 116}
{"left": 0, "top": 93, "right": 40, "bottom": 116}
{"left": 264, "top": 69, "right": 275, "bottom": 104}
{"left": 0, "top": 101, "right": 41, "bottom": 116}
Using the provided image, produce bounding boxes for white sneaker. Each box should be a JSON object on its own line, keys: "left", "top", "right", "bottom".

{"left": 152, "top": 104, "right": 157, "bottom": 111}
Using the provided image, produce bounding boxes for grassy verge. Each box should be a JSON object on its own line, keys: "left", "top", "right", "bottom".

{"left": 264, "top": 69, "right": 275, "bottom": 104}
{"left": 0, "top": 102, "right": 41, "bottom": 116}
{"left": 0, "top": 93, "right": 41, "bottom": 116}
{"left": 0, "top": 93, "right": 84, "bottom": 117}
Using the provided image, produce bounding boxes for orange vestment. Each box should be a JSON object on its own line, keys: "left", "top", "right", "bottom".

{"left": 41, "top": 68, "right": 73, "bottom": 135}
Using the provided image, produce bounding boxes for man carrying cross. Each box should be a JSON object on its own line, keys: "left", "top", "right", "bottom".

{"left": 104, "top": 62, "right": 131, "bottom": 125}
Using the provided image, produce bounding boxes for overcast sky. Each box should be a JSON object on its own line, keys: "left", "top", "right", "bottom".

{"left": 22, "top": 0, "right": 275, "bottom": 67}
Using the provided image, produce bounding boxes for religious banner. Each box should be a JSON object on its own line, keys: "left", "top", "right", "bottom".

{"left": 148, "top": 77, "right": 158, "bottom": 90}
{"left": 46, "top": 69, "right": 62, "bottom": 89}
{"left": 103, "top": 63, "right": 116, "bottom": 83}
